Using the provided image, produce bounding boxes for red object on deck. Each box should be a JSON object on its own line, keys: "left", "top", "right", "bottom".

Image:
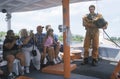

{"left": 42, "top": 63, "right": 77, "bottom": 75}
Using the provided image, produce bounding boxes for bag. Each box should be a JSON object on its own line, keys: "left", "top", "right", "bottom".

{"left": 31, "top": 49, "right": 37, "bottom": 56}
{"left": 31, "top": 37, "right": 37, "bottom": 56}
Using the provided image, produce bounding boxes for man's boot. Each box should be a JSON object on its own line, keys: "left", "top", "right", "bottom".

{"left": 92, "top": 58, "right": 98, "bottom": 66}
{"left": 81, "top": 58, "right": 88, "bottom": 65}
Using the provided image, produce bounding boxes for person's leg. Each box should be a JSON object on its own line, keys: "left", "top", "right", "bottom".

{"left": 39, "top": 48, "right": 44, "bottom": 64}
{"left": 43, "top": 46, "right": 47, "bottom": 60}
{"left": 54, "top": 43, "right": 61, "bottom": 63}
{"left": 16, "top": 52, "right": 25, "bottom": 75}
{"left": 84, "top": 33, "right": 91, "bottom": 58}
{"left": 22, "top": 48, "right": 31, "bottom": 73}
{"left": 81, "top": 32, "right": 91, "bottom": 65}
{"left": 32, "top": 47, "right": 41, "bottom": 70}
{"left": 41, "top": 46, "right": 47, "bottom": 65}
{"left": 40, "top": 52, "right": 47, "bottom": 68}
{"left": 47, "top": 47, "right": 53, "bottom": 62}
{"left": 16, "top": 52, "right": 25, "bottom": 67}
{"left": 51, "top": 47, "right": 57, "bottom": 64}
{"left": 91, "top": 31, "right": 99, "bottom": 66}
{"left": 47, "top": 47, "right": 57, "bottom": 65}
{"left": 6, "top": 54, "right": 15, "bottom": 76}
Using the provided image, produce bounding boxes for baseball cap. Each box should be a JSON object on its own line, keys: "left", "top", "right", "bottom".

{"left": 37, "top": 25, "right": 44, "bottom": 29}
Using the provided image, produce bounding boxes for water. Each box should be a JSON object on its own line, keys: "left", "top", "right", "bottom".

{"left": 70, "top": 41, "right": 82, "bottom": 45}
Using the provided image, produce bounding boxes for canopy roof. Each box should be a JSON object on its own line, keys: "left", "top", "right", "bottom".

{"left": 0, "top": 0, "right": 95, "bottom": 13}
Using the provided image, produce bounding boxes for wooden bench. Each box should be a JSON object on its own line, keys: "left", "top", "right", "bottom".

{"left": 60, "top": 50, "right": 82, "bottom": 61}
{"left": 42, "top": 63, "right": 77, "bottom": 75}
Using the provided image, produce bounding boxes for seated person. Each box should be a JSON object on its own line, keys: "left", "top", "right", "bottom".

{"left": 3, "top": 30, "right": 25, "bottom": 78}
{"left": 19, "top": 29, "right": 41, "bottom": 73}
{"left": 45, "top": 25, "right": 61, "bottom": 63}
{"left": 35, "top": 25, "right": 46, "bottom": 66}
{"left": 43, "top": 28, "right": 58, "bottom": 65}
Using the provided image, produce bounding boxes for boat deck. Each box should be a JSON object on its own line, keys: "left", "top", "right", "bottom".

{"left": 22, "top": 58, "right": 117, "bottom": 79}
{"left": 24, "top": 70, "right": 99, "bottom": 79}
{"left": 72, "top": 58, "right": 117, "bottom": 79}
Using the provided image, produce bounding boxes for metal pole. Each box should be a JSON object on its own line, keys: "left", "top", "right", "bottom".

{"left": 7, "top": 18, "right": 11, "bottom": 30}
{"left": 62, "top": 0, "right": 71, "bottom": 79}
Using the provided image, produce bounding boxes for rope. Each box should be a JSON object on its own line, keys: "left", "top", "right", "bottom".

{"left": 103, "top": 29, "right": 120, "bottom": 48}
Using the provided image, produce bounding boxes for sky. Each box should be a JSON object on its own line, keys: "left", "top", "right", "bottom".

{"left": 0, "top": 0, "right": 120, "bottom": 37}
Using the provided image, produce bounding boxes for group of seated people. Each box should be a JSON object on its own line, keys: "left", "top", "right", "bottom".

{"left": 0, "top": 25, "right": 62, "bottom": 79}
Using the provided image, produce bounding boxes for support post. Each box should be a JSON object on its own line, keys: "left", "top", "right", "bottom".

{"left": 7, "top": 18, "right": 11, "bottom": 30}
{"left": 62, "top": 0, "right": 71, "bottom": 78}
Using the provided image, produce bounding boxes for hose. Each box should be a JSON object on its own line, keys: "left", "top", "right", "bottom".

{"left": 103, "top": 29, "right": 120, "bottom": 48}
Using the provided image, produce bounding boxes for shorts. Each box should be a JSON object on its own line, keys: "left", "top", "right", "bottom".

{"left": 3, "top": 49, "right": 22, "bottom": 60}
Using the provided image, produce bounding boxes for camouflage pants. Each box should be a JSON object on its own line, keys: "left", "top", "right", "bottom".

{"left": 83, "top": 30, "right": 99, "bottom": 59}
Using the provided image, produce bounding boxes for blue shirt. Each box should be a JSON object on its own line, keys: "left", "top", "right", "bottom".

{"left": 35, "top": 33, "right": 46, "bottom": 48}
{"left": 20, "top": 37, "right": 34, "bottom": 48}
{"left": 54, "top": 34, "right": 58, "bottom": 42}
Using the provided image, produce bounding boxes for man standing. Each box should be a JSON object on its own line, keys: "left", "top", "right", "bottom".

{"left": 81, "top": 5, "right": 107, "bottom": 66}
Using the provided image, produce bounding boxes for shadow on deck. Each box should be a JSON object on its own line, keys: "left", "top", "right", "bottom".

{"left": 72, "top": 58, "right": 117, "bottom": 79}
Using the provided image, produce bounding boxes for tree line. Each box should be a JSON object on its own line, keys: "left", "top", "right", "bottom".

{"left": 58, "top": 34, "right": 84, "bottom": 42}
{"left": 0, "top": 31, "right": 120, "bottom": 43}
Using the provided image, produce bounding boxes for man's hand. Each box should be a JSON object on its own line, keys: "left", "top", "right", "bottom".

{"left": 102, "top": 25, "right": 107, "bottom": 29}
